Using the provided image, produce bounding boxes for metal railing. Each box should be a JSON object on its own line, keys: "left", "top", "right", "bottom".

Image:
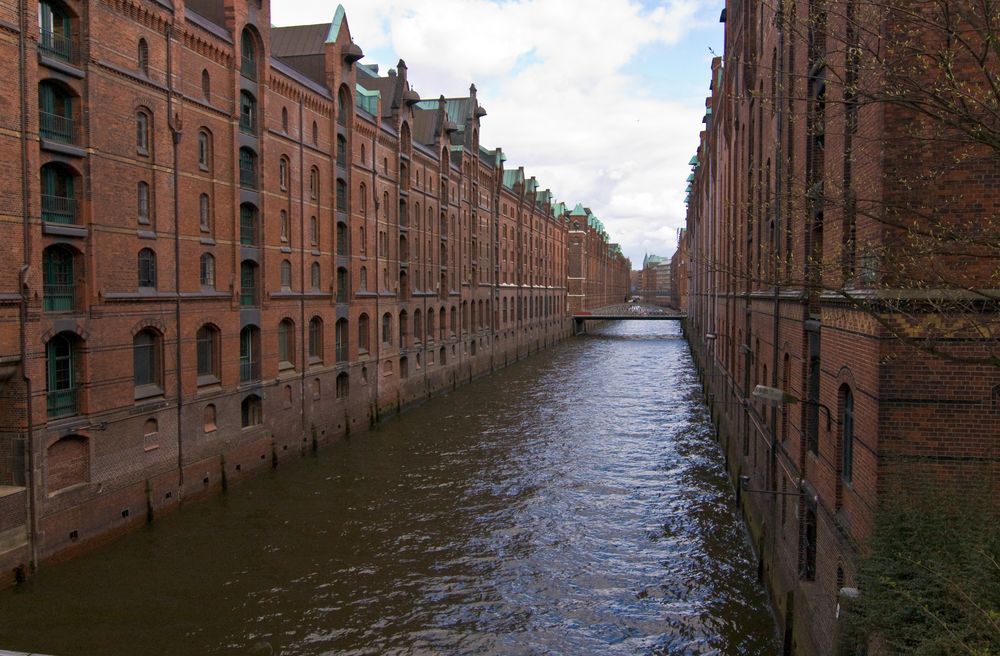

{"left": 40, "top": 111, "right": 75, "bottom": 143}
{"left": 44, "top": 284, "right": 74, "bottom": 312}
{"left": 47, "top": 387, "right": 78, "bottom": 418}
{"left": 41, "top": 194, "right": 76, "bottom": 224}
{"left": 240, "top": 287, "right": 258, "bottom": 307}
{"left": 239, "top": 359, "right": 260, "bottom": 382}
{"left": 40, "top": 29, "right": 77, "bottom": 63}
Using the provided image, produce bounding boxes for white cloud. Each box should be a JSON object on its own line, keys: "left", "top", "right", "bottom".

{"left": 272, "top": 0, "right": 715, "bottom": 265}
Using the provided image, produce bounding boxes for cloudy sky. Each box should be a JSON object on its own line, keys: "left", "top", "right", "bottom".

{"left": 272, "top": 0, "right": 723, "bottom": 266}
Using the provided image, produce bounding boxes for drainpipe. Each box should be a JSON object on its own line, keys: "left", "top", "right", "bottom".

{"left": 371, "top": 123, "right": 379, "bottom": 413}
{"left": 166, "top": 23, "right": 184, "bottom": 491}
{"left": 298, "top": 100, "right": 306, "bottom": 438}
{"left": 18, "top": 0, "right": 38, "bottom": 570}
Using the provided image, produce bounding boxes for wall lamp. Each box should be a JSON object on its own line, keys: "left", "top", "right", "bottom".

{"left": 752, "top": 384, "right": 832, "bottom": 431}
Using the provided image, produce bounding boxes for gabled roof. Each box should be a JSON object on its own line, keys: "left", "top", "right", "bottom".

{"left": 271, "top": 23, "right": 329, "bottom": 84}
{"left": 327, "top": 5, "right": 347, "bottom": 43}
{"left": 502, "top": 169, "right": 524, "bottom": 191}
{"left": 570, "top": 203, "right": 588, "bottom": 217}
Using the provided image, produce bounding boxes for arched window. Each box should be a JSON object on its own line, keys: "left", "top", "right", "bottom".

{"left": 400, "top": 356, "right": 409, "bottom": 379}
{"left": 426, "top": 308, "right": 435, "bottom": 342}
{"left": 399, "top": 309, "right": 409, "bottom": 347}
{"left": 239, "top": 203, "right": 258, "bottom": 245}
{"left": 336, "top": 178, "right": 347, "bottom": 212}
{"left": 239, "top": 147, "right": 258, "bottom": 189}
{"left": 336, "top": 222, "right": 348, "bottom": 255}
{"left": 381, "top": 312, "right": 392, "bottom": 344}
{"left": 46, "top": 332, "right": 79, "bottom": 417}
{"left": 336, "top": 372, "right": 349, "bottom": 399}
{"left": 310, "top": 262, "right": 321, "bottom": 290}
{"left": 279, "top": 210, "right": 289, "bottom": 242}
{"left": 309, "top": 216, "right": 318, "bottom": 246}
{"left": 239, "top": 91, "right": 256, "bottom": 134}
{"left": 336, "top": 135, "right": 347, "bottom": 167}
{"left": 278, "top": 156, "right": 289, "bottom": 191}
{"left": 196, "top": 324, "right": 220, "bottom": 380}
{"left": 138, "top": 248, "right": 156, "bottom": 289}
{"left": 280, "top": 259, "right": 292, "bottom": 289}
{"left": 137, "top": 38, "right": 149, "bottom": 75}
{"left": 240, "top": 28, "right": 257, "bottom": 80}
{"left": 38, "top": 80, "right": 76, "bottom": 143}
{"left": 199, "top": 252, "right": 215, "bottom": 287}
{"left": 309, "top": 167, "right": 319, "bottom": 199}
{"left": 241, "top": 394, "right": 262, "bottom": 427}
{"left": 201, "top": 69, "right": 210, "bottom": 100}
{"left": 43, "top": 245, "right": 75, "bottom": 312}
{"left": 439, "top": 308, "right": 446, "bottom": 340}
{"left": 198, "top": 129, "right": 211, "bottom": 169}
{"left": 840, "top": 385, "right": 854, "bottom": 483}
{"left": 133, "top": 328, "right": 162, "bottom": 391}
{"left": 281, "top": 106, "right": 289, "bottom": 132}
{"left": 450, "top": 306, "right": 457, "bottom": 335}
{"left": 203, "top": 404, "right": 217, "bottom": 432}
{"left": 337, "top": 87, "right": 350, "bottom": 126}
{"left": 199, "top": 193, "right": 211, "bottom": 231}
{"left": 40, "top": 162, "right": 77, "bottom": 224}
{"left": 277, "top": 319, "right": 295, "bottom": 368}
{"left": 39, "top": 1, "right": 75, "bottom": 62}
{"left": 240, "top": 260, "right": 259, "bottom": 306}
{"left": 336, "top": 267, "right": 348, "bottom": 303}
{"left": 413, "top": 309, "right": 422, "bottom": 342}
{"left": 309, "top": 316, "right": 323, "bottom": 362}
{"left": 46, "top": 435, "right": 88, "bottom": 493}
{"left": 311, "top": 120, "right": 318, "bottom": 145}
{"left": 136, "top": 110, "right": 149, "bottom": 153}
{"left": 359, "top": 266, "right": 367, "bottom": 291}
{"left": 137, "top": 181, "right": 150, "bottom": 224}
{"left": 358, "top": 313, "right": 370, "bottom": 352}
{"left": 240, "top": 325, "right": 260, "bottom": 382}
{"left": 335, "top": 319, "right": 348, "bottom": 362}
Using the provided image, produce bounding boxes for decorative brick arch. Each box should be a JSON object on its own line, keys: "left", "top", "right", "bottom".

{"left": 131, "top": 318, "right": 166, "bottom": 337}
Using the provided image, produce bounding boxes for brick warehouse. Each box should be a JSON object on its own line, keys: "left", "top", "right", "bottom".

{"left": 683, "top": 0, "right": 1000, "bottom": 654}
{"left": 0, "top": 0, "right": 630, "bottom": 583}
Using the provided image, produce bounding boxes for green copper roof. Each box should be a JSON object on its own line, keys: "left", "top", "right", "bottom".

{"left": 570, "top": 203, "right": 588, "bottom": 217}
{"left": 686, "top": 173, "right": 694, "bottom": 182}
{"left": 688, "top": 155, "right": 699, "bottom": 166}
{"left": 326, "top": 5, "right": 346, "bottom": 43}
{"left": 552, "top": 201, "right": 566, "bottom": 217}
{"left": 502, "top": 169, "right": 523, "bottom": 190}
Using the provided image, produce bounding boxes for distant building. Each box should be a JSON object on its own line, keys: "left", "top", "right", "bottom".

{"left": 669, "top": 229, "right": 687, "bottom": 311}
{"left": 639, "top": 254, "right": 672, "bottom": 306}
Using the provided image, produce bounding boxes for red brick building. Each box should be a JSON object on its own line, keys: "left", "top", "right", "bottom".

{"left": 684, "top": 1, "right": 1000, "bottom": 654}
{"left": 0, "top": 0, "right": 629, "bottom": 582}
{"left": 669, "top": 229, "right": 687, "bottom": 312}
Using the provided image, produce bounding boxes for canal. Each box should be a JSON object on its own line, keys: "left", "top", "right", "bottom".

{"left": 0, "top": 321, "right": 778, "bottom": 655}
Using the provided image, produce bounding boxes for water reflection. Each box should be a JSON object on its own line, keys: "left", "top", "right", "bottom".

{"left": 0, "top": 321, "right": 777, "bottom": 655}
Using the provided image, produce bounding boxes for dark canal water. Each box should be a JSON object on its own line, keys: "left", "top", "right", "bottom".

{"left": 0, "top": 321, "right": 777, "bottom": 655}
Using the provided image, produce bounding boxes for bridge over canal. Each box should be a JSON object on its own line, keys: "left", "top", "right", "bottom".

{"left": 572, "top": 304, "right": 687, "bottom": 334}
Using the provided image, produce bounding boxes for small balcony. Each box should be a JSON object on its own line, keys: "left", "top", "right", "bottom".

{"left": 41, "top": 194, "right": 76, "bottom": 224}
{"left": 239, "top": 359, "right": 260, "bottom": 382}
{"left": 47, "top": 387, "right": 77, "bottom": 418}
{"left": 239, "top": 286, "right": 258, "bottom": 308}
{"left": 40, "top": 111, "right": 75, "bottom": 143}
{"left": 239, "top": 165, "right": 258, "bottom": 190}
{"left": 43, "top": 283, "right": 74, "bottom": 312}
{"left": 39, "top": 29, "right": 78, "bottom": 64}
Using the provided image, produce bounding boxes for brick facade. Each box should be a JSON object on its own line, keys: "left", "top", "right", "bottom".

{"left": 0, "top": 0, "right": 630, "bottom": 584}
{"left": 684, "top": 1, "right": 1000, "bottom": 654}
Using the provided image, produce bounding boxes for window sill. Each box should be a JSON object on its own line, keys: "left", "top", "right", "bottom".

{"left": 278, "top": 361, "right": 295, "bottom": 372}
{"left": 134, "top": 384, "right": 164, "bottom": 401}
{"left": 197, "top": 374, "right": 220, "bottom": 387}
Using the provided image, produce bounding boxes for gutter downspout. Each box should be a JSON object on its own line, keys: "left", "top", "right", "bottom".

{"left": 371, "top": 122, "right": 379, "bottom": 418}
{"left": 167, "top": 23, "right": 184, "bottom": 494}
{"left": 298, "top": 100, "right": 306, "bottom": 440}
{"left": 19, "top": 0, "right": 39, "bottom": 571}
